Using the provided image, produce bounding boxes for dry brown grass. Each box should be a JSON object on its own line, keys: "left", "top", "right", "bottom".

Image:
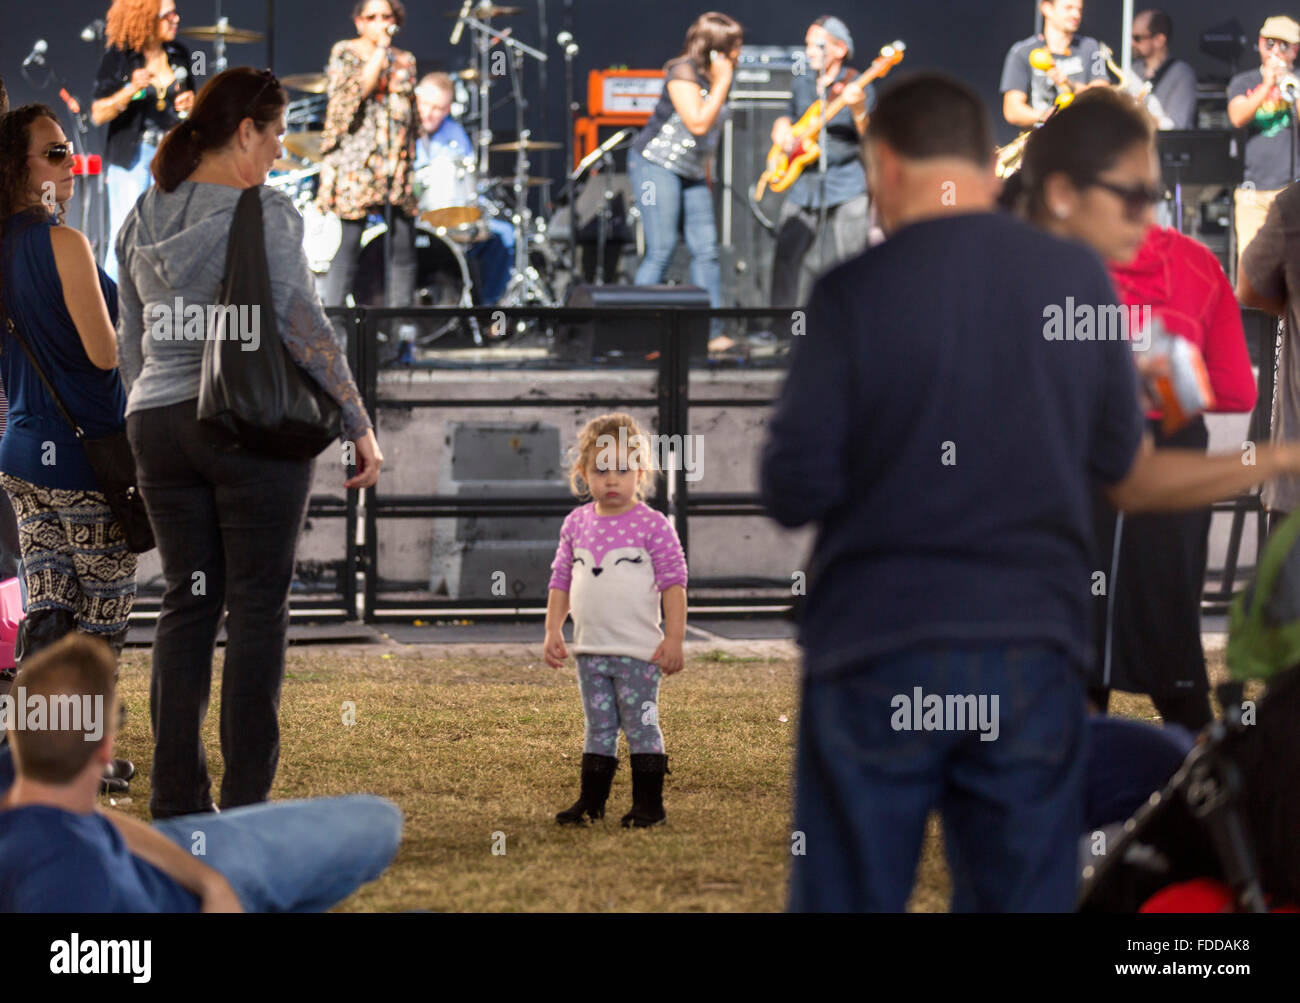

{"left": 106, "top": 644, "right": 1236, "bottom": 912}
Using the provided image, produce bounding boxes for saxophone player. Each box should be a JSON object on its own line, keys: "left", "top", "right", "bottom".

{"left": 1130, "top": 9, "right": 1197, "bottom": 129}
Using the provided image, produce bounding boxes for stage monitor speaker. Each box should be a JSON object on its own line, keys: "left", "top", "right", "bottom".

{"left": 561, "top": 284, "right": 711, "bottom": 362}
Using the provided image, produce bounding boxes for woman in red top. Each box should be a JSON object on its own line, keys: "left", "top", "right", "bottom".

{"left": 1018, "top": 90, "right": 1258, "bottom": 730}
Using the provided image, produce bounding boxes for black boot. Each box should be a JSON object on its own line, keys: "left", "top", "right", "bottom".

{"left": 13, "top": 608, "right": 78, "bottom": 666}
{"left": 621, "top": 753, "right": 669, "bottom": 828}
{"left": 556, "top": 753, "right": 618, "bottom": 825}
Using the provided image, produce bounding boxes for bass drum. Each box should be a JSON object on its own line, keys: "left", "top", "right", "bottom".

{"left": 356, "top": 226, "right": 480, "bottom": 345}
{"left": 301, "top": 203, "right": 343, "bottom": 275}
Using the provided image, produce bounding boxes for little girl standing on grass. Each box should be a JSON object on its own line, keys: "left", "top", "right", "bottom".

{"left": 544, "top": 413, "right": 688, "bottom": 827}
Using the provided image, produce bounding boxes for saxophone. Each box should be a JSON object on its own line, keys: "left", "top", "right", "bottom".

{"left": 995, "top": 48, "right": 1075, "bottom": 180}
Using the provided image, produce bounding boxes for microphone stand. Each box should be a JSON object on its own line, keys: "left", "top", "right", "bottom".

{"left": 814, "top": 53, "right": 831, "bottom": 302}
{"left": 561, "top": 34, "right": 579, "bottom": 279}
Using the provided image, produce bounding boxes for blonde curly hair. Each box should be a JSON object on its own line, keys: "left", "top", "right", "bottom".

{"left": 106, "top": 0, "right": 164, "bottom": 53}
{"left": 567, "top": 413, "right": 657, "bottom": 501}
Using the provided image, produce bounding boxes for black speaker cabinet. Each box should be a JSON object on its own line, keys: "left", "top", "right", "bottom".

{"left": 560, "top": 284, "right": 711, "bottom": 363}
{"left": 716, "top": 46, "right": 803, "bottom": 307}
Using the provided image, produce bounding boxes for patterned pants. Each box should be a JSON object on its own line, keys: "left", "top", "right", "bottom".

{"left": 576, "top": 654, "right": 665, "bottom": 756}
{"left": 0, "top": 473, "right": 136, "bottom": 634}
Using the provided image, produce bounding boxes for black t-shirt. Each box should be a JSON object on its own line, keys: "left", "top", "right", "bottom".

{"left": 759, "top": 212, "right": 1145, "bottom": 677}
{"left": 1227, "top": 68, "right": 1300, "bottom": 190}
{"left": 93, "top": 42, "right": 195, "bottom": 168}
{"left": 631, "top": 56, "right": 725, "bottom": 180}
{"left": 1000, "top": 33, "right": 1107, "bottom": 112}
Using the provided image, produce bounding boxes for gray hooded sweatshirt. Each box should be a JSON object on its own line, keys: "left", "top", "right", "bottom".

{"left": 115, "top": 181, "right": 369, "bottom": 441}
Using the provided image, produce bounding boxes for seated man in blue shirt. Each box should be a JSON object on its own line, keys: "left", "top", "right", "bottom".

{"left": 0, "top": 633, "right": 402, "bottom": 912}
{"left": 414, "top": 72, "right": 514, "bottom": 306}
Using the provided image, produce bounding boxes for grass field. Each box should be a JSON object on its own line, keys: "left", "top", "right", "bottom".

{"left": 106, "top": 643, "right": 1226, "bottom": 912}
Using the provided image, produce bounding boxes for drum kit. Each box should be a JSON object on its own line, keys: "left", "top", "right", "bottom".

{"left": 191, "top": 3, "right": 580, "bottom": 346}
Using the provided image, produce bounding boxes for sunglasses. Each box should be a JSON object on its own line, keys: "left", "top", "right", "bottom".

{"left": 1088, "top": 178, "right": 1162, "bottom": 219}
{"left": 31, "top": 142, "right": 74, "bottom": 165}
{"left": 243, "top": 68, "right": 279, "bottom": 114}
{"left": 1264, "top": 38, "right": 1298, "bottom": 51}
{"left": 159, "top": 10, "right": 180, "bottom": 21}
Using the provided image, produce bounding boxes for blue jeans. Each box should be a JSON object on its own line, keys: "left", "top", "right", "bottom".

{"left": 103, "top": 142, "right": 157, "bottom": 283}
{"left": 627, "top": 148, "right": 722, "bottom": 307}
{"left": 789, "top": 642, "right": 1087, "bottom": 912}
{"left": 152, "top": 795, "right": 403, "bottom": 911}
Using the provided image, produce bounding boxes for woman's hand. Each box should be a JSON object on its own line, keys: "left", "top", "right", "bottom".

{"left": 129, "top": 67, "right": 153, "bottom": 93}
{"left": 543, "top": 630, "right": 569, "bottom": 668}
{"left": 711, "top": 50, "right": 735, "bottom": 90}
{"left": 344, "top": 429, "right": 384, "bottom": 489}
{"left": 174, "top": 90, "right": 195, "bottom": 114}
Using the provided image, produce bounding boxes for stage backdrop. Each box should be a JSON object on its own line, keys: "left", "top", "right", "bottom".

{"left": 1, "top": 0, "right": 1286, "bottom": 172}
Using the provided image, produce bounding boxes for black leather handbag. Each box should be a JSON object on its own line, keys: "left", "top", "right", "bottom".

{"left": 197, "top": 185, "right": 341, "bottom": 459}
{"left": 2, "top": 315, "right": 155, "bottom": 554}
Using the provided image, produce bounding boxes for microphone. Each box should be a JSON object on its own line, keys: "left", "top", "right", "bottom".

{"left": 450, "top": 0, "right": 472, "bottom": 45}
{"left": 23, "top": 39, "right": 48, "bottom": 68}
{"left": 386, "top": 23, "right": 398, "bottom": 37}
{"left": 80, "top": 19, "right": 104, "bottom": 42}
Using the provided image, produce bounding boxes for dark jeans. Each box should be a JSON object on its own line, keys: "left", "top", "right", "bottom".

{"left": 322, "top": 209, "right": 417, "bottom": 311}
{"left": 770, "top": 194, "right": 870, "bottom": 308}
{"left": 127, "top": 399, "right": 314, "bottom": 816}
{"left": 789, "top": 642, "right": 1087, "bottom": 912}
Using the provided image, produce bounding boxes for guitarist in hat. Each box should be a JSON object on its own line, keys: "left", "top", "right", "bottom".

{"left": 769, "top": 16, "right": 873, "bottom": 308}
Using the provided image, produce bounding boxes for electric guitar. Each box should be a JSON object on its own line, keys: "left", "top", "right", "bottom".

{"left": 754, "top": 40, "right": 906, "bottom": 200}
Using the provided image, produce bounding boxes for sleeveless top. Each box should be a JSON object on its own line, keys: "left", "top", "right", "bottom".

{"left": 0, "top": 211, "right": 127, "bottom": 491}
{"left": 631, "top": 56, "right": 728, "bottom": 181}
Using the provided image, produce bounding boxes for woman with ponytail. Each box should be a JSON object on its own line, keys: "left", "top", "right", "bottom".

{"left": 91, "top": 0, "right": 195, "bottom": 282}
{"left": 115, "top": 67, "right": 384, "bottom": 818}
{"left": 0, "top": 104, "right": 138, "bottom": 792}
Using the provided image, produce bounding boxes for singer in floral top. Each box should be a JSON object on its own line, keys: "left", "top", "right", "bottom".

{"left": 317, "top": 0, "right": 419, "bottom": 331}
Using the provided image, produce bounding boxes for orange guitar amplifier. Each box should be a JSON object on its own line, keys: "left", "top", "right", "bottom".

{"left": 575, "top": 70, "right": 665, "bottom": 168}
{"left": 587, "top": 68, "right": 664, "bottom": 116}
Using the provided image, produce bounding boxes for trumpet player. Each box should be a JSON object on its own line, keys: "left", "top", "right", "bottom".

{"left": 1227, "top": 15, "right": 1300, "bottom": 277}
{"left": 1000, "top": 0, "right": 1108, "bottom": 128}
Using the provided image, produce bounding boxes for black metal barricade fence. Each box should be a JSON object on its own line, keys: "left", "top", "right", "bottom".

{"left": 354, "top": 305, "right": 797, "bottom": 622}
{"left": 129, "top": 304, "right": 1272, "bottom": 623}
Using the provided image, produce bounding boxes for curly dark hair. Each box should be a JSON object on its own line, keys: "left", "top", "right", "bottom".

{"left": 0, "top": 104, "right": 64, "bottom": 220}
{"left": 351, "top": 0, "right": 406, "bottom": 29}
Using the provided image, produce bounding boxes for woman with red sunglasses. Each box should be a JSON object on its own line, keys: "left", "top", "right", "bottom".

{"left": 1015, "top": 89, "right": 1258, "bottom": 731}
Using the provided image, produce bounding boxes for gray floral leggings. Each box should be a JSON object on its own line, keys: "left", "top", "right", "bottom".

{"left": 576, "top": 654, "right": 665, "bottom": 756}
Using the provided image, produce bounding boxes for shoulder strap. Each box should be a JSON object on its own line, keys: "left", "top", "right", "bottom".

{"left": 2, "top": 315, "right": 85, "bottom": 439}
{"left": 0, "top": 218, "right": 85, "bottom": 439}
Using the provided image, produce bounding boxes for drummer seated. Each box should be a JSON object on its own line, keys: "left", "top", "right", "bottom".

{"left": 414, "top": 72, "right": 513, "bottom": 304}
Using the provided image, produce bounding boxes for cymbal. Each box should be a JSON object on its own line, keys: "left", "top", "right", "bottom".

{"left": 181, "top": 23, "right": 264, "bottom": 44}
{"left": 282, "top": 130, "right": 324, "bottom": 163}
{"left": 488, "top": 139, "right": 561, "bottom": 152}
{"left": 444, "top": 4, "right": 523, "bottom": 17}
{"left": 421, "top": 207, "right": 484, "bottom": 229}
{"left": 486, "top": 175, "right": 549, "bottom": 188}
{"left": 280, "top": 73, "right": 328, "bottom": 94}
